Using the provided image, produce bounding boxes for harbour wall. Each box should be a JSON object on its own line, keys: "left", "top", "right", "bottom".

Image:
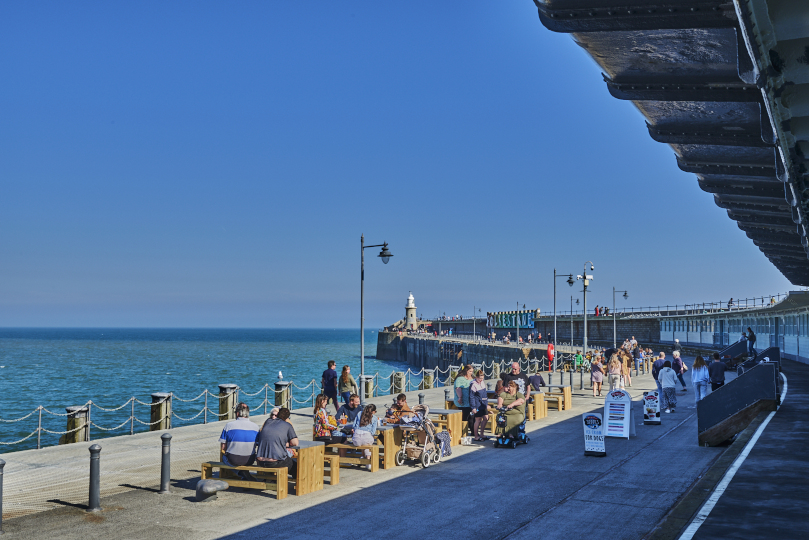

{"left": 377, "top": 316, "right": 666, "bottom": 367}
{"left": 376, "top": 332, "right": 544, "bottom": 370}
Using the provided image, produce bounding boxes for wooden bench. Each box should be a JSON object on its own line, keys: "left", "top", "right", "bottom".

{"left": 201, "top": 461, "right": 287, "bottom": 499}
{"left": 324, "top": 443, "right": 379, "bottom": 472}
{"left": 324, "top": 454, "right": 340, "bottom": 485}
{"left": 545, "top": 393, "right": 564, "bottom": 411}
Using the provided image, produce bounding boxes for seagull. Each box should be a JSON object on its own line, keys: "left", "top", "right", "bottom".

{"left": 278, "top": 371, "right": 283, "bottom": 380}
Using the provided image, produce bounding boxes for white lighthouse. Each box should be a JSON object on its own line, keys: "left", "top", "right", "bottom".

{"left": 405, "top": 292, "right": 417, "bottom": 330}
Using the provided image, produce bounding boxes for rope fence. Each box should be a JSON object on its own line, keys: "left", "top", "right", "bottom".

{"left": 0, "top": 353, "right": 604, "bottom": 451}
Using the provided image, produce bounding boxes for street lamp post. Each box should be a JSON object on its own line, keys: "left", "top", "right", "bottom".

{"left": 612, "top": 287, "right": 629, "bottom": 348}
{"left": 577, "top": 261, "right": 595, "bottom": 360}
{"left": 554, "top": 269, "right": 575, "bottom": 372}
{"left": 360, "top": 234, "right": 392, "bottom": 404}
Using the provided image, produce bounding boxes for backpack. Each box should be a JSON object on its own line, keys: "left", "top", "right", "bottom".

{"left": 435, "top": 430, "right": 452, "bottom": 457}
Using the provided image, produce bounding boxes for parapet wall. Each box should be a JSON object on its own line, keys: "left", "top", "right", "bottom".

{"left": 376, "top": 332, "right": 547, "bottom": 370}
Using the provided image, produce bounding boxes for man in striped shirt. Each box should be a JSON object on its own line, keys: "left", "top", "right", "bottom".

{"left": 219, "top": 403, "right": 259, "bottom": 480}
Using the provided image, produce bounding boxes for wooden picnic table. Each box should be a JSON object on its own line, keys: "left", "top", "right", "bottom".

{"left": 427, "top": 408, "right": 463, "bottom": 446}
{"left": 538, "top": 384, "right": 573, "bottom": 411}
{"left": 376, "top": 424, "right": 402, "bottom": 469}
{"left": 288, "top": 440, "right": 326, "bottom": 495}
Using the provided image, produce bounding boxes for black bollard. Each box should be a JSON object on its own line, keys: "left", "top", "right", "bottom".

{"left": 418, "top": 393, "right": 425, "bottom": 405}
{"left": 0, "top": 458, "right": 5, "bottom": 535}
{"left": 159, "top": 433, "right": 171, "bottom": 494}
{"left": 569, "top": 370, "right": 573, "bottom": 387}
{"left": 88, "top": 444, "right": 102, "bottom": 512}
{"left": 549, "top": 372, "right": 553, "bottom": 385}
{"left": 579, "top": 369, "right": 583, "bottom": 390}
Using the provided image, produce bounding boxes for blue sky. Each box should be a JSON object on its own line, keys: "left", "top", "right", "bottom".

{"left": 0, "top": 1, "right": 793, "bottom": 328}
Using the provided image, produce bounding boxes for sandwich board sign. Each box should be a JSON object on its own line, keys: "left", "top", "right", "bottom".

{"left": 604, "top": 389, "right": 635, "bottom": 439}
{"left": 643, "top": 391, "right": 661, "bottom": 425}
{"left": 582, "top": 412, "right": 606, "bottom": 457}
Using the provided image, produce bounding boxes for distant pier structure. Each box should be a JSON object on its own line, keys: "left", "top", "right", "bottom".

{"left": 377, "top": 291, "right": 809, "bottom": 368}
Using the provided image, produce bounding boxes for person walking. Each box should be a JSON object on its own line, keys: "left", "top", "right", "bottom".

{"left": 607, "top": 355, "right": 622, "bottom": 391}
{"left": 652, "top": 353, "right": 667, "bottom": 396}
{"left": 321, "top": 361, "right": 339, "bottom": 414}
{"left": 469, "top": 369, "right": 489, "bottom": 441}
{"left": 708, "top": 353, "right": 728, "bottom": 391}
{"left": 632, "top": 344, "right": 642, "bottom": 373}
{"left": 672, "top": 339, "right": 682, "bottom": 356}
{"left": 338, "top": 365, "right": 359, "bottom": 405}
{"left": 747, "top": 327, "right": 757, "bottom": 360}
{"left": 691, "top": 356, "right": 710, "bottom": 403}
{"left": 658, "top": 361, "right": 678, "bottom": 413}
{"left": 591, "top": 355, "right": 605, "bottom": 397}
{"left": 671, "top": 351, "right": 688, "bottom": 392}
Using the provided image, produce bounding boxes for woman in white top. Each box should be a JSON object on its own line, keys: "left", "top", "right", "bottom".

{"left": 657, "top": 360, "right": 678, "bottom": 413}
{"left": 690, "top": 356, "right": 710, "bottom": 403}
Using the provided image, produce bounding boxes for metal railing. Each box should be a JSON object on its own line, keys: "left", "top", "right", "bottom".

{"left": 542, "top": 292, "right": 791, "bottom": 319}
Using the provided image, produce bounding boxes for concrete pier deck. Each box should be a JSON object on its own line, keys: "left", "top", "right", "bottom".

{"left": 689, "top": 359, "right": 808, "bottom": 539}
{"left": 1, "top": 362, "right": 745, "bottom": 540}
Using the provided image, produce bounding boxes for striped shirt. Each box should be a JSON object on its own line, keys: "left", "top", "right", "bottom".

{"left": 219, "top": 418, "right": 259, "bottom": 456}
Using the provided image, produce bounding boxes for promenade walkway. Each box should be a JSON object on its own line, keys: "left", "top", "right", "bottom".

{"left": 687, "top": 358, "right": 808, "bottom": 539}
{"left": 2, "top": 364, "right": 733, "bottom": 540}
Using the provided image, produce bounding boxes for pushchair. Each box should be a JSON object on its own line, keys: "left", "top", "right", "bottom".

{"left": 493, "top": 407, "right": 529, "bottom": 449}
{"left": 394, "top": 404, "right": 442, "bottom": 468}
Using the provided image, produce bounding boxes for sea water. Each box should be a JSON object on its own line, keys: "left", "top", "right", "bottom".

{"left": 0, "top": 328, "right": 411, "bottom": 451}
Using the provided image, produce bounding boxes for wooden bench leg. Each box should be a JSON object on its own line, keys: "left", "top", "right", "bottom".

{"left": 201, "top": 463, "right": 210, "bottom": 480}
{"left": 276, "top": 467, "right": 288, "bottom": 500}
{"left": 370, "top": 446, "right": 379, "bottom": 472}
{"left": 325, "top": 456, "right": 340, "bottom": 485}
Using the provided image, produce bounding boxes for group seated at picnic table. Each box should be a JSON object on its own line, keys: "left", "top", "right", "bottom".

{"left": 213, "top": 362, "right": 561, "bottom": 494}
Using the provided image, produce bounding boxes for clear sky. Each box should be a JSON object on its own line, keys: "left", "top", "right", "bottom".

{"left": 0, "top": 1, "right": 794, "bottom": 328}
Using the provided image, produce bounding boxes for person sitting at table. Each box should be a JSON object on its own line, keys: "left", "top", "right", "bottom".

{"left": 385, "top": 393, "right": 412, "bottom": 424}
{"left": 352, "top": 404, "right": 379, "bottom": 469}
{"left": 336, "top": 394, "right": 362, "bottom": 434}
{"left": 528, "top": 372, "right": 546, "bottom": 390}
{"left": 313, "top": 394, "right": 347, "bottom": 444}
{"left": 255, "top": 407, "right": 298, "bottom": 477}
{"left": 496, "top": 380, "right": 525, "bottom": 441}
{"left": 219, "top": 402, "right": 259, "bottom": 481}
{"left": 469, "top": 369, "right": 489, "bottom": 441}
{"left": 495, "top": 379, "right": 504, "bottom": 396}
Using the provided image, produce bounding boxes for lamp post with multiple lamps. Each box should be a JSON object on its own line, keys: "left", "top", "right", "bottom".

{"left": 613, "top": 287, "right": 628, "bottom": 348}
{"left": 360, "top": 234, "right": 392, "bottom": 405}
{"left": 576, "top": 261, "right": 595, "bottom": 362}
{"left": 573, "top": 297, "right": 583, "bottom": 389}
{"left": 553, "top": 269, "right": 575, "bottom": 373}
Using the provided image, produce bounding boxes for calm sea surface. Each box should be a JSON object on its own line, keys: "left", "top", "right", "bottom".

{"left": 0, "top": 328, "right": 410, "bottom": 451}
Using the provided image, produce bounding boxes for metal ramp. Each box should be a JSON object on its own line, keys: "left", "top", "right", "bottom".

{"left": 716, "top": 340, "right": 748, "bottom": 367}
{"left": 697, "top": 362, "right": 780, "bottom": 447}
{"left": 737, "top": 347, "right": 781, "bottom": 375}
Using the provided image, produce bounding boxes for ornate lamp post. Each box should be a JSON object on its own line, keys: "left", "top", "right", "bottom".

{"left": 360, "top": 234, "right": 392, "bottom": 404}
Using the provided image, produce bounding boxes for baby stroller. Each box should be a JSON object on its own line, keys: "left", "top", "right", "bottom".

{"left": 493, "top": 407, "right": 529, "bottom": 449}
{"left": 394, "top": 404, "right": 442, "bottom": 468}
